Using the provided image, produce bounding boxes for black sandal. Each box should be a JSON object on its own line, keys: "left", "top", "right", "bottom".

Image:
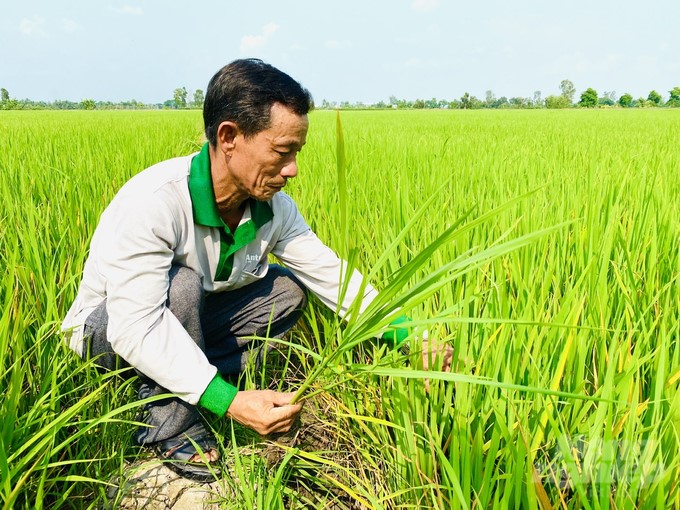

{"left": 153, "top": 425, "right": 222, "bottom": 483}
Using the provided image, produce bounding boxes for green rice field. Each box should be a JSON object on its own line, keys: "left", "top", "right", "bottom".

{"left": 1, "top": 108, "right": 679, "bottom": 509}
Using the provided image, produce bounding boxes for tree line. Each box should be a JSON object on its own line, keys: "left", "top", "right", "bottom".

{"left": 321, "top": 81, "right": 680, "bottom": 110}
{"left": 1, "top": 81, "right": 679, "bottom": 111}
{"left": 0, "top": 87, "right": 205, "bottom": 111}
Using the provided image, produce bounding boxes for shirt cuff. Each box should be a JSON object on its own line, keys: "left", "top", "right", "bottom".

{"left": 198, "top": 373, "right": 238, "bottom": 416}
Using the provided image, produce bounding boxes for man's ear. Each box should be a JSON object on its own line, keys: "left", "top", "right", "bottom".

{"left": 216, "top": 121, "right": 239, "bottom": 155}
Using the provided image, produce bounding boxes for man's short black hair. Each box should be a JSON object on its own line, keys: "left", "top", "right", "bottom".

{"left": 203, "top": 59, "right": 313, "bottom": 146}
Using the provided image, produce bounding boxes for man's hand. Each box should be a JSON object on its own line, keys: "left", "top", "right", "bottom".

{"left": 226, "top": 390, "right": 302, "bottom": 436}
{"left": 421, "top": 336, "right": 453, "bottom": 392}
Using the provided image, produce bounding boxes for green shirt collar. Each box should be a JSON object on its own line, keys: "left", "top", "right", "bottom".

{"left": 188, "top": 142, "right": 273, "bottom": 230}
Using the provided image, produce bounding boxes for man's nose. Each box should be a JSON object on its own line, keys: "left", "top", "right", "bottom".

{"left": 281, "top": 158, "right": 298, "bottom": 178}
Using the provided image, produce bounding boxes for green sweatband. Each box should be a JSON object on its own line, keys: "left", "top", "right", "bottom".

{"left": 198, "top": 373, "right": 239, "bottom": 416}
{"left": 381, "top": 316, "right": 411, "bottom": 349}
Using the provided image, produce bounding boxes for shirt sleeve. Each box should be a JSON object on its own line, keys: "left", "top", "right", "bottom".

{"left": 94, "top": 189, "right": 217, "bottom": 405}
{"left": 270, "top": 194, "right": 378, "bottom": 319}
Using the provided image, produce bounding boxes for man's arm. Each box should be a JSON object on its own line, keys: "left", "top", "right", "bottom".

{"left": 269, "top": 194, "right": 377, "bottom": 318}
{"left": 96, "top": 192, "right": 218, "bottom": 404}
{"left": 270, "top": 194, "right": 453, "bottom": 381}
{"left": 275, "top": 230, "right": 378, "bottom": 318}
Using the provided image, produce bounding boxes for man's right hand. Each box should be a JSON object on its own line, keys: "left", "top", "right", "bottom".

{"left": 226, "top": 390, "right": 302, "bottom": 436}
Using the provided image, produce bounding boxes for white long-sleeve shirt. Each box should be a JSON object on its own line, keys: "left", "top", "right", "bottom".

{"left": 62, "top": 144, "right": 377, "bottom": 405}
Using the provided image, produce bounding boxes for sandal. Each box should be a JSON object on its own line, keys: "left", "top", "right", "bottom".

{"left": 153, "top": 424, "right": 222, "bottom": 483}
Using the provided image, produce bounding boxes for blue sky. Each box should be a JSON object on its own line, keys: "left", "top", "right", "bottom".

{"left": 1, "top": 0, "right": 678, "bottom": 104}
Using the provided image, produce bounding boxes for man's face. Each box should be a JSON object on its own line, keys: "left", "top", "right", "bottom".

{"left": 227, "top": 103, "right": 309, "bottom": 201}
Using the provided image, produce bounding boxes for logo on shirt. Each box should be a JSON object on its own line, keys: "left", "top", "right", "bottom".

{"left": 245, "top": 254, "right": 260, "bottom": 265}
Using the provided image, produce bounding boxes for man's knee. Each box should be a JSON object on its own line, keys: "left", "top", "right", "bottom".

{"left": 167, "top": 266, "right": 204, "bottom": 322}
{"left": 269, "top": 265, "right": 307, "bottom": 313}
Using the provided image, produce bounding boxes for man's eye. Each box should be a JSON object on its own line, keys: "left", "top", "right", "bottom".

{"left": 275, "top": 149, "right": 290, "bottom": 156}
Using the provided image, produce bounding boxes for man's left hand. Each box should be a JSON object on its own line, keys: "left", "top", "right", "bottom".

{"left": 421, "top": 336, "right": 453, "bottom": 392}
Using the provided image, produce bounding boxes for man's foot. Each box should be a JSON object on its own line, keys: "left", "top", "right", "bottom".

{"left": 153, "top": 425, "right": 222, "bottom": 483}
{"left": 189, "top": 449, "right": 219, "bottom": 463}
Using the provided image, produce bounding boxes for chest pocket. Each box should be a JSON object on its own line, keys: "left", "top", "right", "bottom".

{"left": 234, "top": 251, "right": 267, "bottom": 287}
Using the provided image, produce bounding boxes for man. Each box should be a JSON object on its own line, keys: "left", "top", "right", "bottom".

{"left": 62, "top": 59, "right": 443, "bottom": 482}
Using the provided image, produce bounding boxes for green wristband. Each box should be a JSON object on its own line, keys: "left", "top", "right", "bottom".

{"left": 198, "top": 373, "right": 238, "bottom": 416}
{"left": 380, "top": 315, "right": 411, "bottom": 349}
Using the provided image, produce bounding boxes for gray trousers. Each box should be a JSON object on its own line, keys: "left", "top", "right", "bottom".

{"left": 83, "top": 264, "right": 307, "bottom": 445}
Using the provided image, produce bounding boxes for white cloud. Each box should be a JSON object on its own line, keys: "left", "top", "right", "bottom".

{"left": 61, "top": 18, "right": 81, "bottom": 33}
{"left": 112, "top": 5, "right": 144, "bottom": 16}
{"left": 262, "top": 22, "right": 279, "bottom": 37}
{"left": 19, "top": 16, "right": 48, "bottom": 37}
{"left": 324, "top": 40, "right": 351, "bottom": 50}
{"left": 240, "top": 34, "right": 268, "bottom": 53}
{"left": 411, "top": 0, "right": 439, "bottom": 12}
{"left": 240, "top": 22, "right": 280, "bottom": 53}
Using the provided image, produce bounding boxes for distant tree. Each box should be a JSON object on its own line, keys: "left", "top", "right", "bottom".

{"left": 173, "top": 87, "right": 188, "bottom": 109}
{"left": 388, "top": 95, "right": 398, "bottom": 107}
{"left": 668, "top": 86, "right": 680, "bottom": 107}
{"left": 597, "top": 92, "right": 613, "bottom": 106}
{"left": 459, "top": 92, "right": 481, "bottom": 109}
{"left": 413, "top": 99, "right": 425, "bottom": 109}
{"left": 192, "top": 89, "right": 204, "bottom": 109}
{"left": 559, "top": 79, "right": 576, "bottom": 104}
{"left": 509, "top": 96, "right": 528, "bottom": 108}
{"left": 636, "top": 97, "right": 648, "bottom": 108}
{"left": 618, "top": 93, "right": 633, "bottom": 108}
{"left": 647, "top": 90, "right": 662, "bottom": 106}
{"left": 122, "top": 99, "right": 141, "bottom": 109}
{"left": 424, "top": 97, "right": 439, "bottom": 109}
{"left": 545, "top": 95, "right": 571, "bottom": 109}
{"left": 485, "top": 90, "right": 496, "bottom": 107}
{"left": 579, "top": 88, "right": 598, "bottom": 108}
{"left": 495, "top": 96, "right": 509, "bottom": 108}
{"left": 599, "top": 90, "right": 616, "bottom": 106}
{"left": 53, "top": 99, "right": 79, "bottom": 110}
{"left": 0, "top": 88, "right": 11, "bottom": 110}
{"left": 80, "top": 99, "right": 96, "bottom": 110}
{"left": 533, "top": 90, "right": 542, "bottom": 107}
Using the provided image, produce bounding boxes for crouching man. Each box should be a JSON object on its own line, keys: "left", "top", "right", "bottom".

{"left": 62, "top": 58, "right": 446, "bottom": 482}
